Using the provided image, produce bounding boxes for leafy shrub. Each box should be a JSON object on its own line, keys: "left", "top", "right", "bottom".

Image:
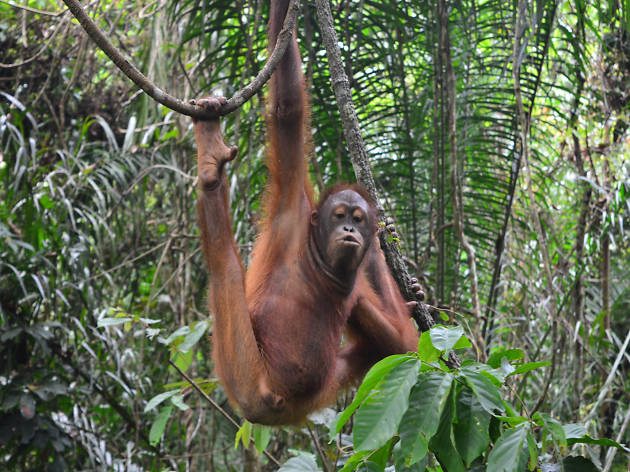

{"left": 318, "top": 326, "right": 625, "bottom": 472}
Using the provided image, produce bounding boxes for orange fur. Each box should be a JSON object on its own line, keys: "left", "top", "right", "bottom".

{"left": 194, "top": 0, "right": 418, "bottom": 425}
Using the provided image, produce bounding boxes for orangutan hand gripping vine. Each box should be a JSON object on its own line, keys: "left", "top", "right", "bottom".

{"left": 192, "top": 0, "right": 420, "bottom": 425}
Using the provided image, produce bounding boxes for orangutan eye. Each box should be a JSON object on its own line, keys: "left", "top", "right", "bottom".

{"left": 352, "top": 209, "right": 364, "bottom": 223}
{"left": 335, "top": 212, "right": 345, "bottom": 219}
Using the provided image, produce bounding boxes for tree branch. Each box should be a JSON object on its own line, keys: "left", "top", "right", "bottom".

{"left": 60, "top": 0, "right": 299, "bottom": 119}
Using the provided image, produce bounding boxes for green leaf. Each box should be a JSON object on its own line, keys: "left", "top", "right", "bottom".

{"left": 567, "top": 435, "right": 626, "bottom": 449}
{"left": 160, "top": 326, "right": 191, "bottom": 345}
{"left": 368, "top": 438, "right": 395, "bottom": 468}
{"left": 429, "top": 389, "right": 465, "bottom": 472}
{"left": 562, "top": 423, "right": 587, "bottom": 439}
{"left": 453, "top": 335, "right": 473, "bottom": 349}
{"left": 253, "top": 424, "right": 271, "bottom": 454}
{"left": 338, "top": 451, "right": 370, "bottom": 472}
{"left": 562, "top": 423, "right": 626, "bottom": 449}
{"left": 526, "top": 431, "right": 537, "bottom": 471}
{"left": 39, "top": 193, "right": 54, "bottom": 209}
{"left": 355, "top": 461, "right": 383, "bottom": 471}
{"left": 98, "top": 317, "right": 132, "bottom": 327}
{"left": 393, "top": 441, "right": 428, "bottom": 472}
{"left": 460, "top": 369, "right": 505, "bottom": 414}
{"left": 536, "top": 412, "right": 566, "bottom": 448}
{"left": 172, "top": 349, "right": 193, "bottom": 372}
{"left": 487, "top": 349, "right": 524, "bottom": 368}
{"left": 487, "top": 425, "right": 528, "bottom": 472}
{"left": 149, "top": 406, "right": 172, "bottom": 446}
{"left": 509, "top": 361, "right": 551, "bottom": 376}
{"left": 330, "top": 354, "right": 412, "bottom": 438}
{"left": 179, "top": 320, "right": 208, "bottom": 352}
{"left": 353, "top": 357, "right": 420, "bottom": 451}
{"left": 278, "top": 454, "right": 320, "bottom": 471}
{"left": 399, "top": 372, "right": 453, "bottom": 465}
{"left": 454, "top": 387, "right": 491, "bottom": 466}
{"left": 495, "top": 415, "right": 529, "bottom": 426}
{"left": 430, "top": 325, "right": 464, "bottom": 352}
{"left": 416, "top": 331, "right": 440, "bottom": 363}
{"left": 170, "top": 394, "right": 189, "bottom": 411}
{"left": 144, "top": 390, "right": 178, "bottom": 413}
{"left": 235, "top": 420, "right": 252, "bottom": 449}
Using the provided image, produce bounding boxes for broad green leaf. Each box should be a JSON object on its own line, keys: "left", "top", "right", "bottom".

{"left": 353, "top": 357, "right": 420, "bottom": 451}
{"left": 277, "top": 454, "right": 320, "bottom": 471}
{"left": 460, "top": 369, "right": 505, "bottom": 414}
{"left": 368, "top": 438, "right": 395, "bottom": 468}
{"left": 495, "top": 415, "right": 529, "bottom": 426}
{"left": 253, "top": 424, "right": 271, "bottom": 454}
{"left": 338, "top": 451, "right": 370, "bottom": 472}
{"left": 330, "top": 354, "right": 411, "bottom": 438}
{"left": 355, "top": 461, "right": 382, "bottom": 471}
{"left": 417, "top": 331, "right": 440, "bottom": 363}
{"left": 170, "top": 394, "right": 189, "bottom": 411}
{"left": 235, "top": 420, "right": 251, "bottom": 449}
{"left": 98, "top": 317, "right": 132, "bottom": 327}
{"left": 430, "top": 325, "right": 464, "bottom": 352}
{"left": 562, "top": 423, "right": 587, "bottom": 439}
{"left": 453, "top": 335, "right": 473, "bottom": 349}
{"left": 159, "top": 326, "right": 191, "bottom": 345}
{"left": 526, "top": 431, "right": 537, "bottom": 471}
{"left": 393, "top": 441, "right": 428, "bottom": 472}
{"left": 172, "top": 349, "right": 193, "bottom": 372}
{"left": 562, "top": 422, "right": 626, "bottom": 448}
{"left": 487, "top": 425, "right": 528, "bottom": 472}
{"left": 487, "top": 349, "right": 524, "bottom": 368}
{"left": 149, "top": 406, "right": 172, "bottom": 446}
{"left": 481, "top": 370, "right": 503, "bottom": 387}
{"left": 536, "top": 412, "right": 566, "bottom": 448}
{"left": 509, "top": 362, "right": 551, "bottom": 376}
{"left": 144, "top": 390, "right": 178, "bottom": 413}
{"left": 566, "top": 435, "right": 626, "bottom": 449}
{"left": 179, "top": 320, "right": 208, "bottom": 352}
{"left": 429, "top": 389, "right": 465, "bottom": 472}
{"left": 454, "top": 387, "right": 491, "bottom": 466}
{"left": 399, "top": 372, "right": 453, "bottom": 465}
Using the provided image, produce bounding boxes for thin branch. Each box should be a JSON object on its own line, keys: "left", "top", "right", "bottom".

{"left": 306, "top": 423, "right": 331, "bottom": 472}
{"left": 168, "top": 360, "right": 281, "bottom": 467}
{"left": 0, "top": 0, "right": 64, "bottom": 17}
{"left": 60, "top": 0, "right": 299, "bottom": 119}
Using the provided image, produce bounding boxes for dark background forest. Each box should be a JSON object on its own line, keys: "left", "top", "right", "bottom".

{"left": 0, "top": 0, "right": 629, "bottom": 470}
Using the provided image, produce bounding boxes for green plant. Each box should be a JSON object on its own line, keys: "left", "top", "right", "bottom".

{"left": 327, "top": 326, "right": 626, "bottom": 472}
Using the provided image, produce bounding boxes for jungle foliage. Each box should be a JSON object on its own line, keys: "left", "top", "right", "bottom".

{"left": 0, "top": 0, "right": 629, "bottom": 470}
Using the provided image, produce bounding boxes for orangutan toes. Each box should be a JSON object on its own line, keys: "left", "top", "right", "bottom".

{"left": 191, "top": 96, "right": 227, "bottom": 112}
